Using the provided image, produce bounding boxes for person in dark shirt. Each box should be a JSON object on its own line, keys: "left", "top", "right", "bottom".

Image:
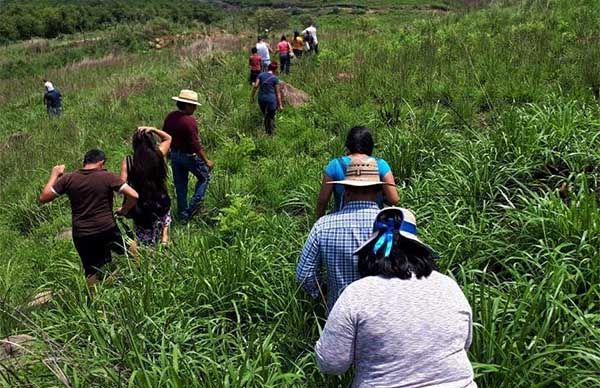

{"left": 163, "top": 89, "right": 214, "bottom": 222}
{"left": 249, "top": 47, "right": 262, "bottom": 85}
{"left": 43, "top": 81, "right": 62, "bottom": 116}
{"left": 39, "top": 149, "right": 139, "bottom": 288}
{"left": 251, "top": 62, "right": 283, "bottom": 134}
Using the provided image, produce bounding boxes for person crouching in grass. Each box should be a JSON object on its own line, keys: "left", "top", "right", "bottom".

{"left": 315, "top": 207, "right": 476, "bottom": 387}
{"left": 39, "top": 149, "right": 139, "bottom": 288}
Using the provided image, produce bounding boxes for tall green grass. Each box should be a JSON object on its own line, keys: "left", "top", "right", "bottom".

{"left": 1, "top": 0, "right": 600, "bottom": 386}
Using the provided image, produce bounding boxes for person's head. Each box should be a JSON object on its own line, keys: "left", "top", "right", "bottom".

{"left": 268, "top": 62, "right": 278, "bottom": 73}
{"left": 294, "top": 31, "right": 300, "bottom": 38}
{"left": 356, "top": 208, "right": 437, "bottom": 280}
{"left": 281, "top": 35, "right": 287, "bottom": 41}
{"left": 172, "top": 89, "right": 201, "bottom": 115}
{"left": 257, "top": 36, "right": 264, "bottom": 42}
{"left": 83, "top": 149, "right": 106, "bottom": 168}
{"left": 345, "top": 126, "right": 374, "bottom": 155}
{"left": 130, "top": 130, "right": 167, "bottom": 196}
{"left": 251, "top": 47, "right": 258, "bottom": 54}
{"left": 44, "top": 80, "right": 54, "bottom": 92}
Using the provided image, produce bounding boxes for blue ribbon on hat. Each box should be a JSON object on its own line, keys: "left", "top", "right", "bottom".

{"left": 372, "top": 216, "right": 418, "bottom": 258}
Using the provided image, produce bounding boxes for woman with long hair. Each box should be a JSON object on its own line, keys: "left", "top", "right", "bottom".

{"left": 315, "top": 207, "right": 476, "bottom": 387}
{"left": 316, "top": 126, "right": 399, "bottom": 218}
{"left": 120, "top": 127, "right": 172, "bottom": 246}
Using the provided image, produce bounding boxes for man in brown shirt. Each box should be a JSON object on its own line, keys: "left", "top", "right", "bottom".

{"left": 39, "top": 149, "right": 139, "bottom": 287}
{"left": 163, "top": 89, "right": 214, "bottom": 222}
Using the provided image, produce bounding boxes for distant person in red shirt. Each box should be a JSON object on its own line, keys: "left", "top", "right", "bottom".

{"left": 249, "top": 47, "right": 262, "bottom": 84}
{"left": 277, "top": 35, "right": 293, "bottom": 75}
{"left": 163, "top": 89, "right": 214, "bottom": 222}
{"left": 38, "top": 149, "right": 139, "bottom": 288}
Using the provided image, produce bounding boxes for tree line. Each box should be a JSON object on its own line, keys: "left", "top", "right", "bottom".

{"left": 0, "top": 0, "right": 223, "bottom": 43}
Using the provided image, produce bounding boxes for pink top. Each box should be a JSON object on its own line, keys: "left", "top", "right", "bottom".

{"left": 277, "top": 41, "right": 290, "bottom": 55}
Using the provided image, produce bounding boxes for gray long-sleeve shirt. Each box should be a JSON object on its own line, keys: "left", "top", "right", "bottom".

{"left": 315, "top": 272, "right": 476, "bottom": 388}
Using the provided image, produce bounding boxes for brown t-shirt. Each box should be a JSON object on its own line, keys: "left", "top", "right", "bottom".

{"left": 52, "top": 169, "right": 125, "bottom": 237}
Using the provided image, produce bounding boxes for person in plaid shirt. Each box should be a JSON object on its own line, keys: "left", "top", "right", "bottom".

{"left": 296, "top": 158, "right": 396, "bottom": 311}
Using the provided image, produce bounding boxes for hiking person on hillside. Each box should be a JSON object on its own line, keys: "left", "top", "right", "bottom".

{"left": 315, "top": 207, "right": 476, "bottom": 387}
{"left": 297, "top": 159, "right": 394, "bottom": 310}
{"left": 256, "top": 36, "right": 272, "bottom": 72}
{"left": 292, "top": 31, "right": 304, "bottom": 58}
{"left": 277, "top": 35, "right": 293, "bottom": 75}
{"left": 120, "top": 127, "right": 172, "bottom": 248}
{"left": 43, "top": 80, "right": 62, "bottom": 116}
{"left": 251, "top": 62, "right": 283, "bottom": 135}
{"left": 303, "top": 30, "right": 314, "bottom": 53}
{"left": 163, "top": 89, "right": 214, "bottom": 222}
{"left": 39, "top": 149, "right": 139, "bottom": 287}
{"left": 302, "top": 22, "right": 318, "bottom": 54}
{"left": 316, "top": 126, "right": 399, "bottom": 218}
{"left": 249, "top": 47, "right": 262, "bottom": 85}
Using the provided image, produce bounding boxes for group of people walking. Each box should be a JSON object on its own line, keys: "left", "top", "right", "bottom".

{"left": 296, "top": 127, "right": 476, "bottom": 386}
{"left": 37, "top": 20, "right": 477, "bottom": 385}
{"left": 39, "top": 89, "right": 212, "bottom": 285}
{"left": 249, "top": 23, "right": 318, "bottom": 134}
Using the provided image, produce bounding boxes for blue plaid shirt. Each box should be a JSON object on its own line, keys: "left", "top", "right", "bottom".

{"left": 296, "top": 201, "right": 380, "bottom": 310}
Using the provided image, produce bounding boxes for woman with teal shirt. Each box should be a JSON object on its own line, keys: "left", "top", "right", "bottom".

{"left": 316, "top": 126, "right": 399, "bottom": 218}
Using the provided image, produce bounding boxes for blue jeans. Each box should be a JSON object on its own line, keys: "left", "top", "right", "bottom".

{"left": 170, "top": 150, "right": 210, "bottom": 220}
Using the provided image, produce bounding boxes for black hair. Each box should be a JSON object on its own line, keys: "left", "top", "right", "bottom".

{"left": 176, "top": 101, "right": 191, "bottom": 111}
{"left": 281, "top": 35, "right": 287, "bottom": 41}
{"left": 294, "top": 31, "right": 300, "bottom": 38}
{"left": 257, "top": 36, "right": 263, "bottom": 42}
{"left": 358, "top": 233, "right": 436, "bottom": 280}
{"left": 130, "top": 132, "right": 167, "bottom": 200}
{"left": 345, "top": 126, "right": 374, "bottom": 155}
{"left": 83, "top": 149, "right": 106, "bottom": 165}
{"left": 251, "top": 47, "right": 257, "bottom": 54}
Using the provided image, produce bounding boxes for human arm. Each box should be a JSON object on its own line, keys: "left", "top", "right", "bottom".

{"left": 251, "top": 78, "right": 260, "bottom": 101}
{"left": 296, "top": 224, "right": 322, "bottom": 298}
{"left": 186, "top": 119, "right": 214, "bottom": 170}
{"left": 314, "top": 288, "right": 356, "bottom": 374}
{"left": 119, "top": 158, "right": 128, "bottom": 183}
{"left": 316, "top": 175, "right": 334, "bottom": 218}
{"left": 116, "top": 183, "right": 139, "bottom": 216}
{"left": 382, "top": 172, "right": 399, "bottom": 206}
{"left": 39, "top": 165, "right": 65, "bottom": 203}
{"left": 275, "top": 83, "right": 283, "bottom": 111}
{"left": 139, "top": 126, "right": 172, "bottom": 156}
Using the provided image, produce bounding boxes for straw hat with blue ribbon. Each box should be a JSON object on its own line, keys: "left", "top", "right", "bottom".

{"left": 354, "top": 207, "right": 436, "bottom": 258}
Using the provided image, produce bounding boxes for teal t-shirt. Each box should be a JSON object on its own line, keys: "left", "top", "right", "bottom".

{"left": 324, "top": 156, "right": 391, "bottom": 212}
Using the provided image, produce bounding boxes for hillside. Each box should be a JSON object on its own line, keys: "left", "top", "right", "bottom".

{"left": 1, "top": 0, "right": 600, "bottom": 386}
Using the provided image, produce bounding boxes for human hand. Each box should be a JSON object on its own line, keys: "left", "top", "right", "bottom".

{"left": 52, "top": 164, "right": 65, "bottom": 177}
{"left": 115, "top": 207, "right": 125, "bottom": 216}
{"left": 137, "top": 126, "right": 155, "bottom": 134}
{"left": 206, "top": 160, "right": 215, "bottom": 170}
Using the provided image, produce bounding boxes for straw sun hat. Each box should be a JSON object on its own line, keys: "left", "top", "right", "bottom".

{"left": 172, "top": 89, "right": 201, "bottom": 106}
{"left": 328, "top": 158, "right": 394, "bottom": 187}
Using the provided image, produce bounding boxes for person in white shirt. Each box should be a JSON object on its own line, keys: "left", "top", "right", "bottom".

{"left": 302, "top": 23, "right": 319, "bottom": 54}
{"left": 255, "top": 37, "right": 272, "bottom": 71}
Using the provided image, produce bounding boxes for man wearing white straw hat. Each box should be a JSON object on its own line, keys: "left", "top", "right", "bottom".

{"left": 163, "top": 89, "right": 214, "bottom": 222}
{"left": 296, "top": 158, "right": 396, "bottom": 311}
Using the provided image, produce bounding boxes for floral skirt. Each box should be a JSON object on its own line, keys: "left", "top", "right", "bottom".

{"left": 134, "top": 211, "right": 172, "bottom": 245}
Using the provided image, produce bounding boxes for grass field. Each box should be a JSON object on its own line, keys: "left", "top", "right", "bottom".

{"left": 1, "top": 0, "right": 600, "bottom": 386}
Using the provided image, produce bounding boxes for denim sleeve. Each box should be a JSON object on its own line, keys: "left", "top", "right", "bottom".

{"left": 315, "top": 287, "right": 356, "bottom": 374}
{"left": 296, "top": 223, "right": 322, "bottom": 298}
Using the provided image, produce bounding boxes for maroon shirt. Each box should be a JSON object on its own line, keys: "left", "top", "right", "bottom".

{"left": 162, "top": 110, "right": 204, "bottom": 155}
{"left": 52, "top": 169, "right": 125, "bottom": 237}
{"left": 249, "top": 54, "right": 262, "bottom": 71}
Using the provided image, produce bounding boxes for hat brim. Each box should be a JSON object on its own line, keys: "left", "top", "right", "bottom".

{"left": 327, "top": 180, "right": 395, "bottom": 187}
{"left": 172, "top": 97, "right": 201, "bottom": 106}
{"left": 353, "top": 207, "right": 437, "bottom": 258}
